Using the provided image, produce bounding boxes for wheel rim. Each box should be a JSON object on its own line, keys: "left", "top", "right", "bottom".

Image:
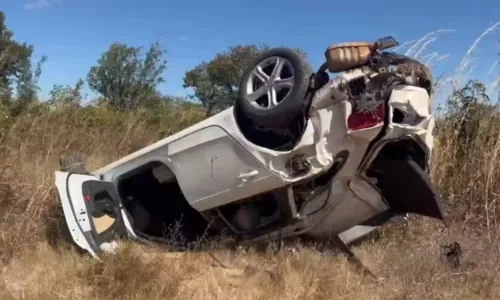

{"left": 245, "top": 56, "right": 295, "bottom": 110}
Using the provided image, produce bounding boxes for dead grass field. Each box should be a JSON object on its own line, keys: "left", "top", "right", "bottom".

{"left": 0, "top": 100, "right": 500, "bottom": 299}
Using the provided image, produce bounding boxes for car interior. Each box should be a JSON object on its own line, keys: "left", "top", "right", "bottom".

{"left": 116, "top": 161, "right": 211, "bottom": 247}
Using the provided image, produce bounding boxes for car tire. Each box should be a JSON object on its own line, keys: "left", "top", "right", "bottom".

{"left": 236, "top": 48, "right": 313, "bottom": 129}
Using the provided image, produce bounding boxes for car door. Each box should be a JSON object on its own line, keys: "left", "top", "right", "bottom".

{"left": 55, "top": 171, "right": 130, "bottom": 258}
{"left": 166, "top": 125, "right": 285, "bottom": 211}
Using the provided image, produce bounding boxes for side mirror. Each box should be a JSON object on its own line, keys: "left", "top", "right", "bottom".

{"left": 374, "top": 36, "right": 399, "bottom": 51}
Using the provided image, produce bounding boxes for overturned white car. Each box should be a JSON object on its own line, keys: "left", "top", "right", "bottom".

{"left": 55, "top": 36, "right": 444, "bottom": 258}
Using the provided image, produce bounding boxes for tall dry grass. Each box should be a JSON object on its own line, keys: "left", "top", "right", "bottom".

{"left": 0, "top": 96, "right": 498, "bottom": 299}
{"left": 431, "top": 104, "right": 500, "bottom": 232}
{"left": 0, "top": 103, "right": 206, "bottom": 262}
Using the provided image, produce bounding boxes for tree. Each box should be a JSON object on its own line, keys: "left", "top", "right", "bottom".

{"left": 48, "top": 78, "right": 85, "bottom": 109}
{"left": 8, "top": 54, "right": 47, "bottom": 116}
{"left": 0, "top": 11, "right": 37, "bottom": 102}
{"left": 183, "top": 44, "right": 307, "bottom": 117}
{"left": 447, "top": 79, "right": 490, "bottom": 108}
{"left": 16, "top": 54, "right": 47, "bottom": 100}
{"left": 87, "top": 42, "right": 167, "bottom": 110}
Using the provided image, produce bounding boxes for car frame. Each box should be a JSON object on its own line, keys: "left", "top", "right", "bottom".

{"left": 55, "top": 37, "right": 444, "bottom": 259}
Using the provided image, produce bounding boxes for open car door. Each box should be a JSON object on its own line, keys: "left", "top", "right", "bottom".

{"left": 55, "top": 171, "right": 130, "bottom": 258}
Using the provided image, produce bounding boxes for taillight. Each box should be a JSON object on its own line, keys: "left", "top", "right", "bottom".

{"left": 347, "top": 103, "right": 385, "bottom": 131}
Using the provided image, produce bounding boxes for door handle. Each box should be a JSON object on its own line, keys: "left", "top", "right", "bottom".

{"left": 238, "top": 170, "right": 259, "bottom": 181}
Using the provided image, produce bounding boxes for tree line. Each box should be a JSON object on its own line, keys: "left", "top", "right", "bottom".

{"left": 0, "top": 10, "right": 497, "bottom": 121}
{"left": 0, "top": 11, "right": 308, "bottom": 117}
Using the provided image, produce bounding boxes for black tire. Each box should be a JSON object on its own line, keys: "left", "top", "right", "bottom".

{"left": 236, "top": 48, "right": 313, "bottom": 129}
{"left": 60, "top": 152, "right": 87, "bottom": 173}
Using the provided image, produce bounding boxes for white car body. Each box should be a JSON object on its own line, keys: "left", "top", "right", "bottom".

{"left": 55, "top": 66, "right": 438, "bottom": 258}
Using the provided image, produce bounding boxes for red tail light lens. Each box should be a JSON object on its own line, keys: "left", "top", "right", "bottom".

{"left": 347, "top": 103, "right": 385, "bottom": 131}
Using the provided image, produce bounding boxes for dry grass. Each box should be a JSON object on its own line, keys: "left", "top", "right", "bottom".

{"left": 0, "top": 220, "right": 499, "bottom": 300}
{"left": 0, "top": 100, "right": 498, "bottom": 300}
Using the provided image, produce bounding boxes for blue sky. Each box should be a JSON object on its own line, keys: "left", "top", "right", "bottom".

{"left": 2, "top": 0, "right": 500, "bottom": 104}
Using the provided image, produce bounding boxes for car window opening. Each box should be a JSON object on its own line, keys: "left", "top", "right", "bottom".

{"left": 116, "top": 161, "right": 211, "bottom": 247}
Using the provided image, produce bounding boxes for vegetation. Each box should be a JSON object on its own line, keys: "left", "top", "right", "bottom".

{"left": 0, "top": 10, "right": 500, "bottom": 299}
{"left": 87, "top": 42, "right": 168, "bottom": 110}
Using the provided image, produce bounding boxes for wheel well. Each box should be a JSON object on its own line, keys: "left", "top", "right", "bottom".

{"left": 233, "top": 106, "right": 308, "bottom": 151}
{"left": 364, "top": 138, "right": 444, "bottom": 220}
{"left": 370, "top": 138, "right": 429, "bottom": 171}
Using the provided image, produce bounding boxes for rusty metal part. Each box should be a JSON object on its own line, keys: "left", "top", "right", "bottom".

{"left": 325, "top": 42, "right": 374, "bottom": 73}
{"left": 285, "top": 154, "right": 311, "bottom": 177}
